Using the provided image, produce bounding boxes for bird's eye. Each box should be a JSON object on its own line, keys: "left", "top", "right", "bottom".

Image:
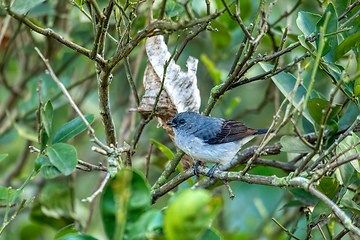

{"left": 178, "top": 119, "right": 186, "bottom": 125}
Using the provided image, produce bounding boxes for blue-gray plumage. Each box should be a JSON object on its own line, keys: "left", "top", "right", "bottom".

{"left": 166, "top": 111, "right": 269, "bottom": 177}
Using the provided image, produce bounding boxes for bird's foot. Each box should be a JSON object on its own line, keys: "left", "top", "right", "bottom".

{"left": 193, "top": 161, "right": 201, "bottom": 176}
{"left": 207, "top": 163, "right": 219, "bottom": 179}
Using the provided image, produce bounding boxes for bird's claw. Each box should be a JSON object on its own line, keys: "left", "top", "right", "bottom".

{"left": 207, "top": 163, "right": 219, "bottom": 179}
{"left": 193, "top": 161, "right": 201, "bottom": 176}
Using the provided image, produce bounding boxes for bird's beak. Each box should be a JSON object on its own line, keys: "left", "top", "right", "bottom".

{"left": 166, "top": 120, "right": 176, "bottom": 127}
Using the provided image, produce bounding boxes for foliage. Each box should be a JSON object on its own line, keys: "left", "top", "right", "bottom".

{"left": 1, "top": 0, "right": 360, "bottom": 239}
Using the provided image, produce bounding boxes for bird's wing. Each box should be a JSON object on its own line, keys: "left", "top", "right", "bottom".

{"left": 203, "top": 120, "right": 258, "bottom": 144}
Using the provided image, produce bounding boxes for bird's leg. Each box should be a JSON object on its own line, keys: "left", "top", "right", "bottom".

{"left": 207, "top": 163, "right": 219, "bottom": 179}
{"left": 194, "top": 161, "right": 202, "bottom": 176}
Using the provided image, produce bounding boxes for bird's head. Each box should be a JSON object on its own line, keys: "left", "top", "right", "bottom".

{"left": 166, "top": 111, "right": 200, "bottom": 130}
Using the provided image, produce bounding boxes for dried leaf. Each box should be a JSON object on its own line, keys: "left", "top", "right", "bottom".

{"left": 135, "top": 35, "right": 200, "bottom": 119}
{"left": 146, "top": 35, "right": 200, "bottom": 113}
{"left": 136, "top": 64, "right": 177, "bottom": 117}
{"left": 134, "top": 35, "right": 201, "bottom": 170}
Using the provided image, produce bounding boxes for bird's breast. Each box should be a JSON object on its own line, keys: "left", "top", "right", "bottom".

{"left": 174, "top": 133, "right": 250, "bottom": 164}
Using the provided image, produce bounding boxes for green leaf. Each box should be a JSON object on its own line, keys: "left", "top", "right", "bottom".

{"left": 73, "top": 0, "right": 85, "bottom": 6}
{"left": 150, "top": 138, "right": 174, "bottom": 160}
{"left": 201, "top": 54, "right": 222, "bottom": 85}
{"left": 339, "top": 160, "right": 359, "bottom": 187}
{"left": 338, "top": 102, "right": 360, "bottom": 131}
{"left": 281, "top": 200, "right": 307, "bottom": 209}
{"left": 311, "top": 200, "right": 331, "bottom": 224}
{"left": 34, "top": 156, "right": 51, "bottom": 172}
{"left": 46, "top": 143, "right": 77, "bottom": 176}
{"left": 334, "top": 32, "right": 360, "bottom": 62}
{"left": 40, "top": 100, "right": 53, "bottom": 137}
{"left": 55, "top": 224, "right": 79, "bottom": 239}
{"left": 101, "top": 169, "right": 151, "bottom": 240}
{"left": 326, "top": 119, "right": 339, "bottom": 135}
{"left": 165, "top": 0, "right": 184, "bottom": 18}
{"left": 317, "top": 177, "right": 339, "bottom": 200}
{"left": 336, "top": 134, "right": 360, "bottom": 173}
{"left": 56, "top": 234, "right": 98, "bottom": 240}
{"left": 14, "top": 122, "right": 38, "bottom": 142}
{"left": 296, "top": 12, "right": 321, "bottom": 37}
{"left": 0, "top": 154, "right": 8, "bottom": 163}
{"left": 225, "top": 97, "right": 241, "bottom": 118}
{"left": 280, "top": 135, "right": 313, "bottom": 153}
{"left": 34, "top": 156, "right": 62, "bottom": 179}
{"left": 7, "top": 111, "right": 38, "bottom": 142}
{"left": 322, "top": 62, "right": 342, "bottom": 74}
{"left": 150, "top": 139, "right": 194, "bottom": 185}
{"left": 10, "top": 0, "right": 45, "bottom": 14}
{"left": 52, "top": 114, "right": 94, "bottom": 144}
{"left": 298, "top": 35, "right": 316, "bottom": 55}
{"left": 307, "top": 98, "right": 341, "bottom": 125}
{"left": 288, "top": 188, "right": 319, "bottom": 206}
{"left": 102, "top": 183, "right": 116, "bottom": 240}
{"left": 315, "top": 3, "right": 338, "bottom": 56}
{"left": 164, "top": 189, "right": 221, "bottom": 240}
{"left": 354, "top": 54, "right": 360, "bottom": 97}
{"left": 341, "top": 198, "right": 360, "bottom": 216}
{"left": 199, "top": 228, "right": 222, "bottom": 240}
{"left": 259, "top": 63, "right": 314, "bottom": 124}
{"left": 30, "top": 181, "right": 76, "bottom": 229}
{"left": 41, "top": 166, "right": 62, "bottom": 179}
{"left": 127, "top": 209, "right": 163, "bottom": 240}
{"left": 336, "top": 134, "right": 360, "bottom": 186}
{"left": 39, "top": 128, "right": 49, "bottom": 151}
{"left": 0, "top": 186, "right": 16, "bottom": 200}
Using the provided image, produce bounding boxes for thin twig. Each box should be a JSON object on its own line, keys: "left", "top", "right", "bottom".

{"left": 82, "top": 172, "right": 111, "bottom": 203}
{"left": 145, "top": 142, "right": 153, "bottom": 179}
{"left": 339, "top": 8, "right": 360, "bottom": 30}
{"left": 124, "top": 57, "right": 140, "bottom": 107}
{"left": 290, "top": 178, "right": 360, "bottom": 237}
{"left": 272, "top": 217, "right": 301, "bottom": 240}
{"left": 3, "top": 4, "right": 106, "bottom": 66}
{"left": 78, "top": 160, "right": 108, "bottom": 172}
{"left": 34, "top": 47, "right": 110, "bottom": 152}
{"left": 221, "top": 0, "right": 253, "bottom": 40}
{"left": 221, "top": 180, "right": 235, "bottom": 200}
{"left": 269, "top": 0, "right": 303, "bottom": 27}
{"left": 338, "top": 0, "right": 360, "bottom": 21}
{"left": 158, "top": 0, "right": 167, "bottom": 20}
{"left": 230, "top": 53, "right": 310, "bottom": 88}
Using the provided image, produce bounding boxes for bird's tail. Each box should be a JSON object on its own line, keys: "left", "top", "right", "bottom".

{"left": 254, "top": 128, "right": 273, "bottom": 135}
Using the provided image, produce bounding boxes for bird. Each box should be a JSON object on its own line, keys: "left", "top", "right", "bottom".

{"left": 166, "top": 111, "right": 270, "bottom": 178}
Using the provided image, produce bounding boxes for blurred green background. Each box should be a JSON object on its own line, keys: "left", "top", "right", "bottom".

{"left": 1, "top": 0, "right": 359, "bottom": 239}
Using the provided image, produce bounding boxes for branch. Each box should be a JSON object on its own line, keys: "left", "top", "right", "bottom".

{"left": 82, "top": 172, "right": 111, "bottom": 203}
{"left": 152, "top": 165, "right": 285, "bottom": 203}
{"left": 221, "top": 0, "right": 253, "bottom": 40}
{"left": 338, "top": 0, "right": 360, "bottom": 21}
{"left": 3, "top": 4, "right": 106, "bottom": 66}
{"left": 157, "top": 0, "right": 167, "bottom": 20}
{"left": 87, "top": 0, "right": 103, "bottom": 20}
{"left": 290, "top": 178, "right": 360, "bottom": 237}
{"left": 124, "top": 57, "right": 140, "bottom": 107}
{"left": 339, "top": 8, "right": 360, "bottom": 30}
{"left": 108, "top": 2, "right": 234, "bottom": 70}
{"left": 34, "top": 47, "right": 110, "bottom": 152}
{"left": 268, "top": 0, "right": 303, "bottom": 27}
{"left": 174, "top": 22, "right": 209, "bottom": 63}
{"left": 151, "top": 150, "right": 185, "bottom": 191}
{"left": 230, "top": 53, "right": 310, "bottom": 89}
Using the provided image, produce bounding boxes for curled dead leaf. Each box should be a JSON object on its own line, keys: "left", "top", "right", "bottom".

{"left": 133, "top": 35, "right": 201, "bottom": 170}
